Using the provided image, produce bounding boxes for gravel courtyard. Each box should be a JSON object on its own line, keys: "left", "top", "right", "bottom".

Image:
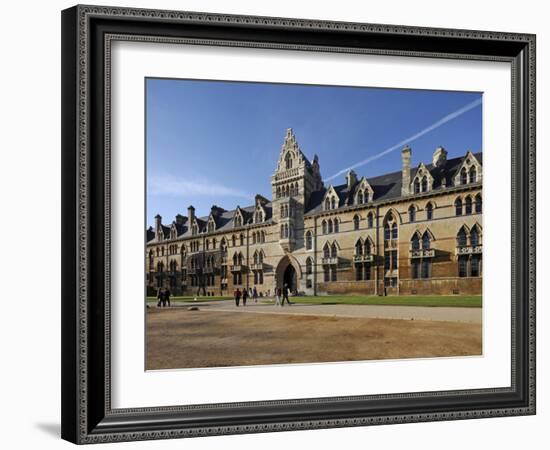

{"left": 146, "top": 302, "right": 482, "bottom": 370}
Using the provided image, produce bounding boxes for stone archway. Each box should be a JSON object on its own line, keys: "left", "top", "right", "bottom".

{"left": 274, "top": 255, "right": 302, "bottom": 293}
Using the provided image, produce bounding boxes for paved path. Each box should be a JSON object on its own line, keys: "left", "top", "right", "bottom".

{"left": 164, "top": 299, "right": 481, "bottom": 324}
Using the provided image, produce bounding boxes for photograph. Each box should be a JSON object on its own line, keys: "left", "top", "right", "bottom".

{"left": 145, "top": 79, "right": 483, "bottom": 370}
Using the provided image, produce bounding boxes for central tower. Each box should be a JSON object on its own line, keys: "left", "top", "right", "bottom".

{"left": 271, "top": 128, "right": 323, "bottom": 252}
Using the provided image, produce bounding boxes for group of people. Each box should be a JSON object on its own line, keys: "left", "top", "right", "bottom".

{"left": 233, "top": 284, "right": 291, "bottom": 307}
{"left": 233, "top": 286, "right": 258, "bottom": 307}
{"left": 156, "top": 287, "right": 171, "bottom": 307}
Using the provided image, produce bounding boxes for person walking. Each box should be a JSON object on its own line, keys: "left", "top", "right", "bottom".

{"left": 281, "top": 283, "right": 291, "bottom": 306}
{"left": 234, "top": 288, "right": 241, "bottom": 307}
{"left": 164, "top": 287, "right": 171, "bottom": 307}
{"left": 252, "top": 286, "right": 258, "bottom": 303}
{"left": 242, "top": 287, "right": 248, "bottom": 306}
{"left": 275, "top": 286, "right": 282, "bottom": 306}
{"left": 156, "top": 287, "right": 163, "bottom": 307}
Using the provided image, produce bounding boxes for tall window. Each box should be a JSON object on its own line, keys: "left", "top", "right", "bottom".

{"left": 458, "top": 256, "right": 468, "bottom": 277}
{"left": 330, "top": 243, "right": 338, "bottom": 258}
{"left": 355, "top": 263, "right": 363, "bottom": 281}
{"left": 460, "top": 168, "right": 468, "bottom": 185}
{"left": 384, "top": 224, "right": 390, "bottom": 241}
{"left": 327, "top": 219, "right": 333, "bottom": 234}
{"left": 422, "top": 231, "right": 431, "bottom": 250}
{"left": 357, "top": 191, "right": 364, "bottom": 204}
{"left": 353, "top": 215, "right": 360, "bottom": 230}
{"left": 469, "top": 166, "right": 477, "bottom": 183}
{"left": 411, "top": 234, "right": 420, "bottom": 251}
{"left": 364, "top": 239, "right": 371, "bottom": 255}
{"left": 408, "top": 205, "right": 416, "bottom": 223}
{"left": 457, "top": 228, "right": 468, "bottom": 246}
{"left": 471, "top": 228, "right": 479, "bottom": 246}
{"left": 465, "top": 196, "right": 472, "bottom": 215}
{"left": 285, "top": 152, "right": 293, "bottom": 170}
{"left": 306, "top": 258, "right": 313, "bottom": 275}
{"left": 330, "top": 266, "right": 337, "bottom": 282}
{"left": 475, "top": 194, "right": 482, "bottom": 213}
{"left": 391, "top": 223, "right": 398, "bottom": 240}
{"left": 330, "top": 197, "right": 336, "bottom": 210}
{"left": 455, "top": 198, "right": 463, "bottom": 216}
{"left": 367, "top": 212, "right": 374, "bottom": 228}
{"left": 323, "top": 266, "right": 330, "bottom": 282}
{"left": 355, "top": 239, "right": 363, "bottom": 255}
{"left": 421, "top": 259, "right": 431, "bottom": 278}
{"left": 426, "top": 202, "right": 433, "bottom": 220}
{"left": 421, "top": 176, "right": 428, "bottom": 192}
{"left": 411, "top": 260, "right": 420, "bottom": 279}
{"left": 321, "top": 220, "right": 327, "bottom": 235}
{"left": 334, "top": 219, "right": 339, "bottom": 233}
{"left": 305, "top": 231, "right": 312, "bottom": 250}
{"left": 324, "top": 198, "right": 330, "bottom": 210}
{"left": 471, "top": 255, "right": 482, "bottom": 277}
{"left": 414, "top": 179, "right": 420, "bottom": 194}
{"left": 323, "top": 243, "right": 330, "bottom": 259}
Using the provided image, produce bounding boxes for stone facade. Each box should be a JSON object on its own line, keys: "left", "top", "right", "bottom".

{"left": 146, "top": 129, "right": 482, "bottom": 297}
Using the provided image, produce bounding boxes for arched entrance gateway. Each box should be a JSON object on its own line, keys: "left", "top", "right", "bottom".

{"left": 275, "top": 255, "right": 301, "bottom": 294}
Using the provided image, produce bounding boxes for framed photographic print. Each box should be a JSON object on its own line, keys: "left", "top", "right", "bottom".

{"left": 61, "top": 5, "right": 536, "bottom": 444}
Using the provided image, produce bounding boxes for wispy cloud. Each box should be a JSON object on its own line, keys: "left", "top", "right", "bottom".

{"left": 148, "top": 174, "right": 252, "bottom": 199}
{"left": 324, "top": 97, "right": 482, "bottom": 182}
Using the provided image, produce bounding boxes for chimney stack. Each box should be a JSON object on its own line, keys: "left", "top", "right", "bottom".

{"left": 432, "top": 145, "right": 448, "bottom": 168}
{"left": 187, "top": 205, "right": 195, "bottom": 223}
{"left": 401, "top": 146, "right": 411, "bottom": 196}
{"left": 346, "top": 169, "right": 358, "bottom": 189}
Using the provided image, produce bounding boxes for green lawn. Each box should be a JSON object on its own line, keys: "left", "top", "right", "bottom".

{"left": 288, "top": 295, "right": 482, "bottom": 308}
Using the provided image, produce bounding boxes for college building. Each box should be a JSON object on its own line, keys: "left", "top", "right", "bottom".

{"left": 146, "top": 129, "right": 482, "bottom": 297}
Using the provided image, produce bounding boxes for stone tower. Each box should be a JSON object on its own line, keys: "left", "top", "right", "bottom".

{"left": 401, "top": 145, "right": 412, "bottom": 196}
{"left": 271, "top": 128, "right": 323, "bottom": 252}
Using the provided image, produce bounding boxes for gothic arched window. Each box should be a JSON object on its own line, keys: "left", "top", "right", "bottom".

{"left": 322, "top": 220, "right": 327, "bottom": 235}
{"left": 455, "top": 198, "right": 463, "bottom": 216}
{"left": 465, "top": 196, "right": 472, "bottom": 215}
{"left": 411, "top": 234, "right": 420, "bottom": 251}
{"left": 471, "top": 227, "right": 479, "bottom": 246}
{"left": 367, "top": 212, "right": 374, "bottom": 229}
{"left": 334, "top": 219, "right": 339, "bottom": 233}
{"left": 357, "top": 191, "right": 364, "bottom": 204}
{"left": 391, "top": 223, "right": 398, "bottom": 239}
{"left": 414, "top": 179, "right": 420, "bottom": 194}
{"left": 323, "top": 243, "right": 330, "bottom": 259}
{"left": 426, "top": 202, "right": 433, "bottom": 220}
{"left": 355, "top": 239, "right": 363, "bottom": 255}
{"left": 306, "top": 257, "right": 313, "bottom": 275}
{"left": 305, "top": 231, "right": 312, "bottom": 250}
{"left": 460, "top": 168, "right": 468, "bottom": 185}
{"left": 422, "top": 231, "right": 431, "bottom": 249}
{"left": 469, "top": 166, "right": 477, "bottom": 183}
{"left": 421, "top": 176, "right": 428, "bottom": 192}
{"left": 330, "top": 197, "right": 336, "bottom": 210}
{"left": 364, "top": 239, "right": 371, "bottom": 255}
{"left": 408, "top": 205, "right": 416, "bottom": 223}
{"left": 331, "top": 243, "right": 338, "bottom": 258}
{"left": 285, "top": 152, "right": 293, "bottom": 170}
{"left": 457, "top": 227, "right": 468, "bottom": 246}
{"left": 327, "top": 219, "right": 333, "bottom": 234}
{"left": 353, "top": 214, "right": 360, "bottom": 230}
{"left": 475, "top": 194, "right": 482, "bottom": 213}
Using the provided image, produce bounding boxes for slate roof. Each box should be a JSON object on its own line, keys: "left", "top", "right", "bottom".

{"left": 305, "top": 152, "right": 482, "bottom": 214}
{"left": 148, "top": 151, "right": 481, "bottom": 243}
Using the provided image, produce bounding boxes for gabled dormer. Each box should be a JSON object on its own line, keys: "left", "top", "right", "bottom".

{"left": 323, "top": 185, "right": 340, "bottom": 211}
{"left": 233, "top": 206, "right": 245, "bottom": 228}
{"left": 453, "top": 151, "right": 482, "bottom": 186}
{"left": 354, "top": 177, "right": 374, "bottom": 205}
{"left": 206, "top": 215, "right": 217, "bottom": 233}
{"left": 169, "top": 223, "right": 178, "bottom": 240}
{"left": 411, "top": 162, "right": 434, "bottom": 194}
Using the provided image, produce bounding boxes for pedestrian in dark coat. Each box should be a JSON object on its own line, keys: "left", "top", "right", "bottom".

{"left": 164, "top": 288, "right": 171, "bottom": 307}
{"left": 156, "top": 287, "right": 163, "bottom": 307}
{"left": 234, "top": 288, "right": 241, "bottom": 307}
{"left": 242, "top": 288, "right": 248, "bottom": 306}
{"left": 281, "top": 284, "right": 291, "bottom": 306}
{"left": 252, "top": 286, "right": 258, "bottom": 303}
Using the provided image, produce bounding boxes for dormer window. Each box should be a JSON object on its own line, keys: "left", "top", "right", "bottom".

{"left": 454, "top": 152, "right": 482, "bottom": 186}
{"left": 191, "top": 223, "right": 198, "bottom": 235}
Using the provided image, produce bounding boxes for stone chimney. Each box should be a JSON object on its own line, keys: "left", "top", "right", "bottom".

{"left": 187, "top": 205, "right": 195, "bottom": 223}
{"left": 346, "top": 169, "right": 358, "bottom": 189}
{"left": 432, "top": 146, "right": 448, "bottom": 168}
{"left": 401, "top": 146, "right": 411, "bottom": 196}
{"left": 154, "top": 214, "right": 162, "bottom": 239}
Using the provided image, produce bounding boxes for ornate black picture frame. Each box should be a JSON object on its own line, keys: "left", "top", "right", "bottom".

{"left": 61, "top": 4, "right": 536, "bottom": 444}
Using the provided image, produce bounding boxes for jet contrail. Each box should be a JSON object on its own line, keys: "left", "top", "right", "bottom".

{"left": 324, "top": 97, "right": 482, "bottom": 182}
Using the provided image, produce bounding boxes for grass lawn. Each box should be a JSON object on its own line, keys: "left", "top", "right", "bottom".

{"left": 146, "top": 295, "right": 232, "bottom": 303}
{"left": 288, "top": 295, "right": 482, "bottom": 308}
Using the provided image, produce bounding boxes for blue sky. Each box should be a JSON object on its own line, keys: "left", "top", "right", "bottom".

{"left": 146, "top": 78, "right": 482, "bottom": 227}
